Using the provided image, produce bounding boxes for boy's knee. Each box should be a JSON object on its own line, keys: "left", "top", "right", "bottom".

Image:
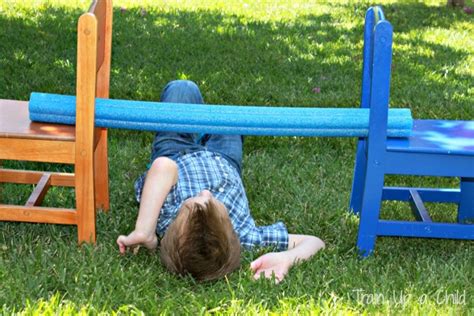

{"left": 168, "top": 80, "right": 199, "bottom": 91}
{"left": 161, "top": 80, "right": 203, "bottom": 104}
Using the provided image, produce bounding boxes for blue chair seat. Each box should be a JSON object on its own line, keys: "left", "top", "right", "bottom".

{"left": 352, "top": 118, "right": 474, "bottom": 255}
{"left": 387, "top": 120, "right": 474, "bottom": 156}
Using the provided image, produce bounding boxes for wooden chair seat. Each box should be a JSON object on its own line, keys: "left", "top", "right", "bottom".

{"left": 0, "top": 0, "right": 112, "bottom": 243}
{"left": 0, "top": 99, "right": 104, "bottom": 164}
{"left": 0, "top": 99, "right": 78, "bottom": 164}
{"left": 0, "top": 99, "right": 75, "bottom": 141}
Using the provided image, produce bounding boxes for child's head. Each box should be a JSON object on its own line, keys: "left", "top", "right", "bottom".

{"left": 160, "top": 190, "right": 241, "bottom": 281}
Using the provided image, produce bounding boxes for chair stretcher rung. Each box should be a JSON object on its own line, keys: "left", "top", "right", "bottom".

{"left": 25, "top": 173, "right": 52, "bottom": 207}
{"left": 0, "top": 169, "right": 75, "bottom": 187}
{"left": 382, "top": 187, "right": 460, "bottom": 203}
{"left": 0, "top": 205, "right": 77, "bottom": 225}
{"left": 409, "top": 189, "right": 432, "bottom": 222}
{"left": 377, "top": 220, "right": 474, "bottom": 239}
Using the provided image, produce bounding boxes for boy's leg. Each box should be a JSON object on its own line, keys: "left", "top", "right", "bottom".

{"left": 151, "top": 80, "right": 205, "bottom": 161}
{"left": 203, "top": 134, "right": 243, "bottom": 175}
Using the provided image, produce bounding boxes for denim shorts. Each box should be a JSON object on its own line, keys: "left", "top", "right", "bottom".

{"left": 149, "top": 80, "right": 243, "bottom": 175}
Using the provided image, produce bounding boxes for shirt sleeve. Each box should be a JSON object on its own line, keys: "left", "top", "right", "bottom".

{"left": 239, "top": 221, "right": 289, "bottom": 251}
{"left": 134, "top": 172, "right": 147, "bottom": 203}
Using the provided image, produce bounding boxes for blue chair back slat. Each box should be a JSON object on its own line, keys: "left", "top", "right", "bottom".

{"left": 367, "top": 20, "right": 393, "bottom": 146}
{"left": 360, "top": 8, "right": 375, "bottom": 108}
{"left": 349, "top": 6, "right": 393, "bottom": 216}
{"left": 361, "top": 6, "right": 389, "bottom": 110}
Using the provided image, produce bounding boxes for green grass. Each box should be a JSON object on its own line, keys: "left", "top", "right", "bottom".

{"left": 1, "top": 0, "right": 473, "bottom": 314}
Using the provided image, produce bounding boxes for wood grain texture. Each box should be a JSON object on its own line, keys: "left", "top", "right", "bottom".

{"left": 94, "top": 0, "right": 112, "bottom": 211}
{"left": 0, "top": 100, "right": 75, "bottom": 141}
{"left": 25, "top": 173, "right": 52, "bottom": 207}
{"left": 0, "top": 138, "right": 75, "bottom": 163}
{"left": 0, "top": 205, "right": 77, "bottom": 225}
{"left": 75, "top": 12, "right": 98, "bottom": 244}
{"left": 0, "top": 0, "right": 113, "bottom": 243}
{"left": 0, "top": 169, "right": 75, "bottom": 186}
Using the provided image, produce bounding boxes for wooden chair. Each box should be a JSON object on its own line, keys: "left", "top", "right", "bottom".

{"left": 349, "top": 7, "right": 474, "bottom": 255}
{"left": 0, "top": 0, "right": 113, "bottom": 243}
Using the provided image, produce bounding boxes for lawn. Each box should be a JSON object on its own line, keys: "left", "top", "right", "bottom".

{"left": 1, "top": 0, "right": 473, "bottom": 314}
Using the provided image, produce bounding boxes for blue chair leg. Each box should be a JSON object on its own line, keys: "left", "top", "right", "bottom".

{"left": 350, "top": 138, "right": 368, "bottom": 215}
{"left": 356, "top": 166, "right": 385, "bottom": 256}
{"left": 458, "top": 177, "right": 474, "bottom": 223}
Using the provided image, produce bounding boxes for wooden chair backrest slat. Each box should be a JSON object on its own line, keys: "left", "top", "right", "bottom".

{"left": 76, "top": 13, "right": 98, "bottom": 143}
{"left": 89, "top": 0, "right": 104, "bottom": 74}
{"left": 87, "top": 0, "right": 112, "bottom": 98}
{"left": 75, "top": 0, "right": 112, "bottom": 151}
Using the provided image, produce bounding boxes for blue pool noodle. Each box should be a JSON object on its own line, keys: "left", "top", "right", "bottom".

{"left": 29, "top": 92, "right": 413, "bottom": 137}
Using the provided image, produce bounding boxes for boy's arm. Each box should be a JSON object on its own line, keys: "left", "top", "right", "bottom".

{"left": 250, "top": 234, "right": 325, "bottom": 282}
{"left": 117, "top": 157, "right": 178, "bottom": 254}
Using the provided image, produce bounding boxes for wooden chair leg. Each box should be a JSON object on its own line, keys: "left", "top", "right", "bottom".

{"left": 356, "top": 166, "right": 385, "bottom": 256}
{"left": 458, "top": 177, "right": 474, "bottom": 223}
{"left": 94, "top": 128, "right": 110, "bottom": 211}
{"left": 0, "top": 160, "right": 3, "bottom": 203}
{"left": 76, "top": 154, "right": 96, "bottom": 244}
{"left": 350, "top": 139, "right": 368, "bottom": 215}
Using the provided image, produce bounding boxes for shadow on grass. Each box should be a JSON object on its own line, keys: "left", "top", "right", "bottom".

{"left": 382, "top": 1, "right": 473, "bottom": 32}
{"left": 0, "top": 2, "right": 472, "bottom": 118}
{"left": 0, "top": 5, "right": 81, "bottom": 99}
{"left": 0, "top": 2, "right": 473, "bottom": 313}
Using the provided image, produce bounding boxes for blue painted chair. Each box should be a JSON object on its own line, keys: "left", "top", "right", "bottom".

{"left": 350, "top": 7, "right": 474, "bottom": 256}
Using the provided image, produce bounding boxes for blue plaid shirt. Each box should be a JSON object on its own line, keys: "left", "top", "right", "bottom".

{"left": 135, "top": 150, "right": 288, "bottom": 250}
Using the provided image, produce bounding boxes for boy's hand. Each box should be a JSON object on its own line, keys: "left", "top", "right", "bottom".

{"left": 117, "top": 231, "right": 158, "bottom": 254}
{"left": 117, "top": 157, "right": 177, "bottom": 255}
{"left": 250, "top": 252, "right": 291, "bottom": 283}
{"left": 250, "top": 235, "right": 325, "bottom": 283}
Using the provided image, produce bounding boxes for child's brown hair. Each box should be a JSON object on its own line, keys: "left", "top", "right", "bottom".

{"left": 160, "top": 199, "right": 241, "bottom": 281}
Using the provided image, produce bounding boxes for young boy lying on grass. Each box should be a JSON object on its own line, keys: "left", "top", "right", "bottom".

{"left": 117, "top": 80, "right": 325, "bottom": 282}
